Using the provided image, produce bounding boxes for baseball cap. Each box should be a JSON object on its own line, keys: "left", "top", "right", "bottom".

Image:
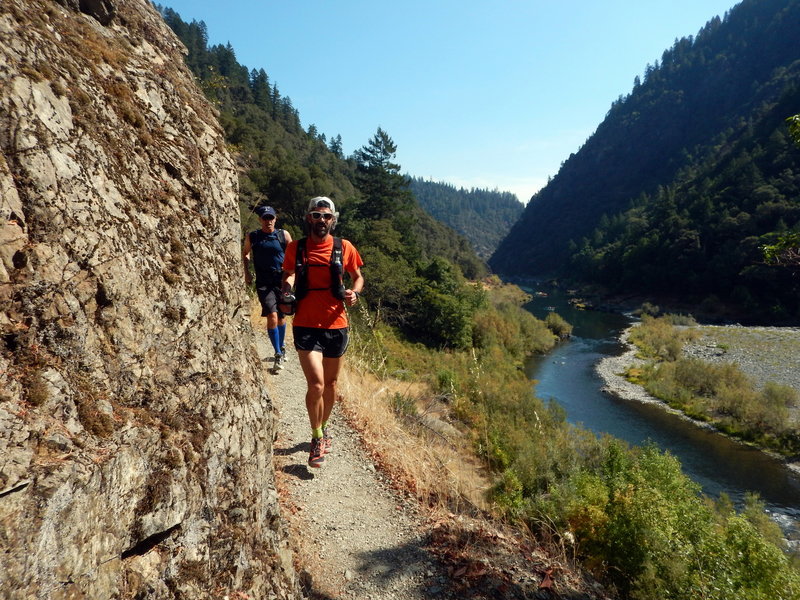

{"left": 307, "top": 196, "right": 336, "bottom": 214}
{"left": 255, "top": 205, "right": 276, "bottom": 218}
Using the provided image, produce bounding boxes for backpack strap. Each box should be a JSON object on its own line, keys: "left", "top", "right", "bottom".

{"left": 276, "top": 229, "right": 286, "bottom": 250}
{"left": 329, "top": 238, "right": 346, "bottom": 300}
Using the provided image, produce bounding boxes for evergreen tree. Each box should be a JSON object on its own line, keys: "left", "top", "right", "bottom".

{"left": 353, "top": 128, "right": 413, "bottom": 220}
{"left": 329, "top": 134, "right": 343, "bottom": 158}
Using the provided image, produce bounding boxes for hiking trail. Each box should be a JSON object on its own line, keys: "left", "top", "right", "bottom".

{"left": 257, "top": 333, "right": 450, "bottom": 599}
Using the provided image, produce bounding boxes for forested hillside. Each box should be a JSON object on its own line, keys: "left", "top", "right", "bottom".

{"left": 490, "top": 0, "right": 800, "bottom": 322}
{"left": 409, "top": 177, "right": 524, "bottom": 259}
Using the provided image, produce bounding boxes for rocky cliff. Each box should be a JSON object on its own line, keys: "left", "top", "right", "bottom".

{"left": 0, "top": 1, "right": 300, "bottom": 598}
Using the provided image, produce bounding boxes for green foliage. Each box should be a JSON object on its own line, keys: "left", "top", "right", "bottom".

{"left": 352, "top": 128, "right": 412, "bottom": 221}
{"left": 789, "top": 113, "right": 800, "bottom": 146}
{"left": 541, "top": 443, "right": 800, "bottom": 599}
{"left": 628, "top": 315, "right": 699, "bottom": 361}
{"left": 488, "top": 469, "right": 524, "bottom": 514}
{"left": 472, "top": 297, "right": 557, "bottom": 359}
{"left": 763, "top": 230, "right": 800, "bottom": 269}
{"left": 404, "top": 257, "right": 486, "bottom": 350}
{"left": 544, "top": 312, "right": 573, "bottom": 339}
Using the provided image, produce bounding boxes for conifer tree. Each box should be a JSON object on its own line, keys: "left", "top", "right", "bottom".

{"left": 353, "top": 128, "right": 413, "bottom": 220}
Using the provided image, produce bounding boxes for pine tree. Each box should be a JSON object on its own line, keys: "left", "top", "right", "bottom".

{"left": 353, "top": 128, "right": 413, "bottom": 220}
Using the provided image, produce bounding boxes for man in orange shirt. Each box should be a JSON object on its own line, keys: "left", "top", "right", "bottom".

{"left": 281, "top": 197, "right": 364, "bottom": 468}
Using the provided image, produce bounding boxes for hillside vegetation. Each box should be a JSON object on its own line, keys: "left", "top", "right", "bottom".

{"left": 490, "top": 0, "right": 800, "bottom": 322}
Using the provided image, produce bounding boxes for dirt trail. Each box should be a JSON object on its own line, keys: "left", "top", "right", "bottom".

{"left": 257, "top": 333, "right": 450, "bottom": 600}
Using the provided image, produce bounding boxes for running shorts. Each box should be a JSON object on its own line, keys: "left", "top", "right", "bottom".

{"left": 293, "top": 326, "right": 349, "bottom": 358}
{"left": 256, "top": 285, "right": 283, "bottom": 317}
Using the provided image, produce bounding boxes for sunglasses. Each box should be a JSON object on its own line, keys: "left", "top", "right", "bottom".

{"left": 260, "top": 214, "right": 275, "bottom": 221}
{"left": 309, "top": 211, "right": 334, "bottom": 221}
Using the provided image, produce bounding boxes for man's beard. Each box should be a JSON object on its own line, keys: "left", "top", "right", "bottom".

{"left": 313, "top": 221, "right": 330, "bottom": 236}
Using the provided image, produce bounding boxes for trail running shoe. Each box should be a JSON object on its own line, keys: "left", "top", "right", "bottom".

{"left": 274, "top": 353, "right": 284, "bottom": 370}
{"left": 322, "top": 428, "right": 332, "bottom": 455}
{"left": 308, "top": 437, "right": 325, "bottom": 468}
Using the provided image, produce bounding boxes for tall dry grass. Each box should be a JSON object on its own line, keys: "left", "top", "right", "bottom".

{"left": 338, "top": 354, "right": 490, "bottom": 513}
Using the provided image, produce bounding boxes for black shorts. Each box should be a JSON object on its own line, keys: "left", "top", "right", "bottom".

{"left": 256, "top": 284, "right": 283, "bottom": 317}
{"left": 293, "top": 326, "right": 349, "bottom": 358}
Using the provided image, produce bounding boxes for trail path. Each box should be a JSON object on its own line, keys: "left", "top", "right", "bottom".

{"left": 257, "top": 334, "right": 450, "bottom": 600}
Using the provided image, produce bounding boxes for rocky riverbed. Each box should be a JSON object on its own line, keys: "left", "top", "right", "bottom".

{"left": 596, "top": 323, "right": 800, "bottom": 469}
{"left": 682, "top": 325, "right": 800, "bottom": 396}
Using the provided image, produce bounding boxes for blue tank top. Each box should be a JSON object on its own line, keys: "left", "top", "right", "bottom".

{"left": 250, "top": 229, "right": 285, "bottom": 285}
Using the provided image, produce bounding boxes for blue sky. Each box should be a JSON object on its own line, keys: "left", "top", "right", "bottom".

{"left": 160, "top": 0, "right": 740, "bottom": 203}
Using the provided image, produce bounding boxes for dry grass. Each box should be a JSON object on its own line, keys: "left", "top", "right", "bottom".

{"left": 338, "top": 361, "right": 490, "bottom": 513}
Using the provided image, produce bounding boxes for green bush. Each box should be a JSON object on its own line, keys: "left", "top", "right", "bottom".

{"left": 628, "top": 315, "right": 697, "bottom": 361}
{"left": 538, "top": 443, "right": 800, "bottom": 599}
{"left": 545, "top": 311, "right": 573, "bottom": 339}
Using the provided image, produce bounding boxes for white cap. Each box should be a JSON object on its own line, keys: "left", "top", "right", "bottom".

{"left": 307, "top": 196, "right": 336, "bottom": 213}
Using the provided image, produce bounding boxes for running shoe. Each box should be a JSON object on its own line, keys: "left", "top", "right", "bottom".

{"left": 322, "top": 428, "right": 333, "bottom": 455}
{"left": 308, "top": 437, "right": 325, "bottom": 468}
{"left": 274, "top": 353, "right": 284, "bottom": 370}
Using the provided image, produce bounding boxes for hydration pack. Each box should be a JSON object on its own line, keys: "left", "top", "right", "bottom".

{"left": 294, "top": 237, "right": 346, "bottom": 301}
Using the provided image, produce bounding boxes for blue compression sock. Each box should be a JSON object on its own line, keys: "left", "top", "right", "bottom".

{"left": 277, "top": 323, "right": 286, "bottom": 351}
{"left": 268, "top": 327, "right": 281, "bottom": 354}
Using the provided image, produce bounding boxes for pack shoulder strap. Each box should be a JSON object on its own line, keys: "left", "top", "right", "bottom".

{"left": 276, "top": 229, "right": 286, "bottom": 250}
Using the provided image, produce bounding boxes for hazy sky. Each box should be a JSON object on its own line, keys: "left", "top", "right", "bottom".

{"left": 160, "top": 0, "right": 740, "bottom": 203}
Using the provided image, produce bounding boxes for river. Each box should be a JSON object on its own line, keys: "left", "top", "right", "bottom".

{"left": 521, "top": 286, "right": 800, "bottom": 530}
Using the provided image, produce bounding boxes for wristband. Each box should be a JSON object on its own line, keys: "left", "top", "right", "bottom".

{"left": 353, "top": 290, "right": 360, "bottom": 298}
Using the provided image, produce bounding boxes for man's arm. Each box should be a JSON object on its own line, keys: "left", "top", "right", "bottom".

{"left": 281, "top": 269, "right": 295, "bottom": 295}
{"left": 344, "top": 266, "right": 363, "bottom": 307}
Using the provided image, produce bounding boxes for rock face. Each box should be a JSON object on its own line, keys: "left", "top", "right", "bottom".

{"left": 0, "top": 1, "right": 300, "bottom": 598}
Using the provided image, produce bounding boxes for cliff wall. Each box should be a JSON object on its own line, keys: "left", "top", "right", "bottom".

{"left": 0, "top": 1, "right": 299, "bottom": 598}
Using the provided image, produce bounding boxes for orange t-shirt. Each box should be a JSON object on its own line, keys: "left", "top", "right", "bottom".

{"left": 282, "top": 236, "right": 363, "bottom": 329}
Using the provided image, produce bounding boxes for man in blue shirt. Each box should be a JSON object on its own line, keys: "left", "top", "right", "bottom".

{"left": 242, "top": 205, "right": 293, "bottom": 371}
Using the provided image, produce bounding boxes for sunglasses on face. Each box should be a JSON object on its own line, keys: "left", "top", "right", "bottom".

{"left": 261, "top": 214, "right": 275, "bottom": 221}
{"left": 309, "top": 211, "right": 334, "bottom": 221}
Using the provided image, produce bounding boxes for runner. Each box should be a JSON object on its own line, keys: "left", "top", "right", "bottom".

{"left": 243, "top": 205, "right": 293, "bottom": 371}
{"left": 281, "top": 197, "right": 364, "bottom": 467}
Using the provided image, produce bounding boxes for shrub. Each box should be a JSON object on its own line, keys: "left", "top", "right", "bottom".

{"left": 538, "top": 443, "right": 800, "bottom": 599}
{"left": 628, "top": 315, "right": 696, "bottom": 361}
{"left": 545, "top": 311, "right": 573, "bottom": 339}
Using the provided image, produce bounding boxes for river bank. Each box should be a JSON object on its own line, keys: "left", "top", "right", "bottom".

{"left": 595, "top": 324, "right": 800, "bottom": 474}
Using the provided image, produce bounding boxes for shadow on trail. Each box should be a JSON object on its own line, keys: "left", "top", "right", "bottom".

{"left": 274, "top": 442, "right": 306, "bottom": 456}
{"left": 280, "top": 464, "right": 314, "bottom": 481}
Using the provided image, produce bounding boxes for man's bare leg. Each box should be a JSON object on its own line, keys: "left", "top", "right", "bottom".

{"left": 298, "top": 351, "right": 343, "bottom": 428}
